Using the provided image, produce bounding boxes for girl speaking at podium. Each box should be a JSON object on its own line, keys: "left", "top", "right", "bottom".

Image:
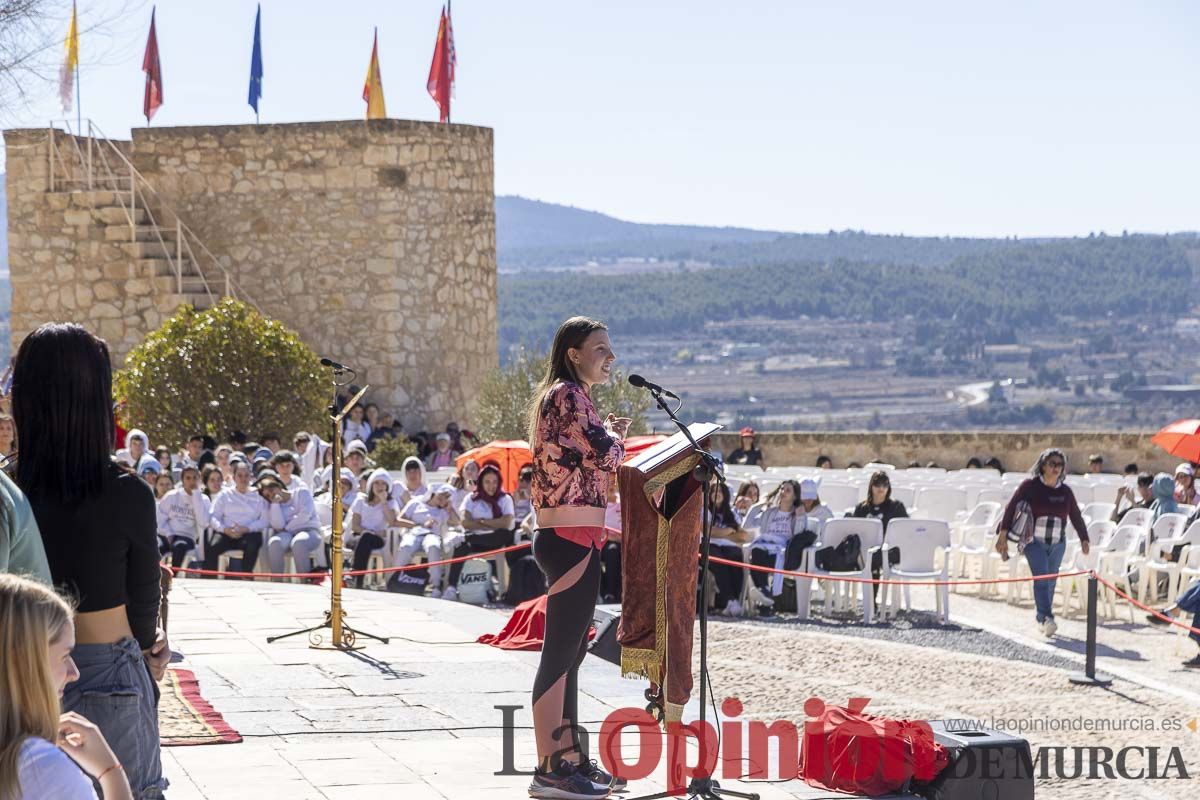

{"left": 527, "top": 317, "right": 631, "bottom": 799}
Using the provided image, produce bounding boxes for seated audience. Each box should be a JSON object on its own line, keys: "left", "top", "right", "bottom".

{"left": 706, "top": 481, "right": 750, "bottom": 616}
{"left": 965, "top": 457, "right": 983, "bottom": 469}
{"left": 816, "top": 455, "right": 833, "bottom": 469}
{"left": 746, "top": 480, "right": 806, "bottom": 613}
{"left": 1176, "top": 464, "right": 1197, "bottom": 505}
{"left": 1146, "top": 578, "right": 1200, "bottom": 668}
{"left": 0, "top": 411, "right": 17, "bottom": 466}
{"left": 364, "top": 404, "right": 380, "bottom": 433}
{"left": 514, "top": 466, "right": 535, "bottom": 524}
{"left": 349, "top": 469, "right": 400, "bottom": 589}
{"left": 153, "top": 473, "right": 173, "bottom": 501}
{"left": 181, "top": 434, "right": 215, "bottom": 471}
{"left": 204, "top": 460, "right": 269, "bottom": 579}
{"left": 1123, "top": 463, "right": 1140, "bottom": 477}
{"left": 1113, "top": 472, "right": 1154, "bottom": 523}
{"left": 215, "top": 444, "right": 235, "bottom": 482}
{"left": 796, "top": 478, "right": 833, "bottom": 533}
{"left": 388, "top": 483, "right": 459, "bottom": 596}
{"left": 853, "top": 470, "right": 909, "bottom": 608}
{"left": 446, "top": 421, "right": 475, "bottom": 452}
{"left": 314, "top": 468, "right": 358, "bottom": 528}
{"left": 449, "top": 459, "right": 479, "bottom": 511}
{"left": 366, "top": 414, "right": 399, "bottom": 450}
{"left": 156, "top": 466, "right": 210, "bottom": 568}
{"left": 201, "top": 465, "right": 226, "bottom": 499}
{"left": 1088, "top": 454, "right": 1104, "bottom": 474}
{"left": 344, "top": 439, "right": 369, "bottom": 477}
{"left": 727, "top": 427, "right": 764, "bottom": 467}
{"left": 1151, "top": 473, "right": 1179, "bottom": 522}
{"left": 732, "top": 481, "right": 760, "bottom": 522}
{"left": 153, "top": 446, "right": 173, "bottom": 473}
{"left": 446, "top": 464, "right": 514, "bottom": 598}
{"left": 268, "top": 450, "right": 307, "bottom": 494}
{"left": 397, "top": 456, "right": 430, "bottom": 506}
{"left": 342, "top": 404, "right": 371, "bottom": 447}
{"left": 985, "top": 457, "right": 1004, "bottom": 472}
{"left": 114, "top": 428, "right": 149, "bottom": 468}
{"left": 136, "top": 454, "right": 161, "bottom": 487}
{"left": 425, "top": 432, "right": 460, "bottom": 471}
{"left": 261, "top": 473, "right": 323, "bottom": 577}
{"left": 260, "top": 433, "right": 281, "bottom": 454}
{"left": 0, "top": 468, "right": 50, "bottom": 582}
{"left": 0, "top": 574, "right": 135, "bottom": 800}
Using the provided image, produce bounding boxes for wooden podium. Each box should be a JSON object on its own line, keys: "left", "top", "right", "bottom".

{"left": 616, "top": 422, "right": 721, "bottom": 725}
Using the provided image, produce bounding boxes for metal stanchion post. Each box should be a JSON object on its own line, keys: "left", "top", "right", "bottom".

{"left": 1069, "top": 573, "right": 1112, "bottom": 686}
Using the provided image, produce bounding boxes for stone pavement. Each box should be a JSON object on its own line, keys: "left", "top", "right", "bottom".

{"left": 161, "top": 580, "right": 902, "bottom": 800}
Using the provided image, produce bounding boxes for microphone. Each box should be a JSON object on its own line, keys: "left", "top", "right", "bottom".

{"left": 320, "top": 357, "right": 350, "bottom": 371}
{"left": 627, "top": 374, "right": 679, "bottom": 400}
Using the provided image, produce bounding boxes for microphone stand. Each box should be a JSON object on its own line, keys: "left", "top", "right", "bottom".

{"left": 629, "top": 386, "right": 758, "bottom": 800}
{"left": 268, "top": 365, "right": 388, "bottom": 650}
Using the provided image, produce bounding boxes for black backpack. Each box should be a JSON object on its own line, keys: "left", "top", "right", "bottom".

{"left": 815, "top": 534, "right": 863, "bottom": 572}
{"left": 502, "top": 555, "right": 548, "bottom": 606}
{"left": 386, "top": 566, "right": 430, "bottom": 595}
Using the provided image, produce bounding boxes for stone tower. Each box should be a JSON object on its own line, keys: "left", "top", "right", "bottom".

{"left": 3, "top": 119, "right": 497, "bottom": 431}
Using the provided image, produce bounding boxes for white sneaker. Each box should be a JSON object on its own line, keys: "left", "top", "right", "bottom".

{"left": 429, "top": 587, "right": 443, "bottom": 599}
{"left": 1043, "top": 618, "right": 1057, "bottom": 638}
{"left": 443, "top": 586, "right": 458, "bottom": 602}
{"left": 723, "top": 599, "right": 743, "bottom": 617}
{"left": 747, "top": 585, "right": 773, "bottom": 609}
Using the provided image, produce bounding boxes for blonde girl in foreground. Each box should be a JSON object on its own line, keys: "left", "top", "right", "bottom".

{"left": 0, "top": 574, "right": 132, "bottom": 800}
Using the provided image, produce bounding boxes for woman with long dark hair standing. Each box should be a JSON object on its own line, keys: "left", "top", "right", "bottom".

{"left": 12, "top": 323, "right": 168, "bottom": 798}
{"left": 527, "top": 317, "right": 629, "bottom": 800}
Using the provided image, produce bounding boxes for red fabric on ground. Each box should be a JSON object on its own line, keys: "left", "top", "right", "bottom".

{"left": 477, "top": 595, "right": 596, "bottom": 651}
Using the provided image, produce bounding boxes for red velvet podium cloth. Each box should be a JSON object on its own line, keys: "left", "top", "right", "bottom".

{"left": 616, "top": 444, "right": 705, "bottom": 726}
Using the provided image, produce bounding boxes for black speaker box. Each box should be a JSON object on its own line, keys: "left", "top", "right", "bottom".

{"left": 589, "top": 603, "right": 622, "bottom": 665}
{"left": 917, "top": 721, "right": 1034, "bottom": 800}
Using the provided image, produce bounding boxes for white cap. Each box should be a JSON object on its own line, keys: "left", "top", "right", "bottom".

{"left": 799, "top": 478, "right": 820, "bottom": 501}
{"left": 1177, "top": 463, "right": 1194, "bottom": 477}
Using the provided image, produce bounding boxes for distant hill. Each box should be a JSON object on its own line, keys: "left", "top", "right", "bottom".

{"left": 496, "top": 195, "right": 1040, "bottom": 270}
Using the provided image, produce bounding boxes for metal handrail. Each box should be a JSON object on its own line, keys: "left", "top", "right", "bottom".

{"left": 46, "top": 120, "right": 260, "bottom": 313}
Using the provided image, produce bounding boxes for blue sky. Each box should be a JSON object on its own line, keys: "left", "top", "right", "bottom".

{"left": 4, "top": 0, "right": 1199, "bottom": 237}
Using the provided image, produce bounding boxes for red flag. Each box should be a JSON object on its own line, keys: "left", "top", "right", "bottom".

{"left": 142, "top": 7, "right": 163, "bottom": 122}
{"left": 426, "top": 4, "right": 455, "bottom": 123}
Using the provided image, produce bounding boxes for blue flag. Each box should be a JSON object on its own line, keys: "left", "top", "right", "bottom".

{"left": 248, "top": 4, "right": 263, "bottom": 114}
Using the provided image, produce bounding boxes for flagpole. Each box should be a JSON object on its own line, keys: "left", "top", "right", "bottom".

{"left": 446, "top": 0, "right": 451, "bottom": 125}
{"left": 75, "top": 59, "right": 81, "bottom": 133}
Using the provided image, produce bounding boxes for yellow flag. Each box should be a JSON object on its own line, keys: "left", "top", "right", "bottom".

{"left": 362, "top": 29, "right": 386, "bottom": 120}
{"left": 59, "top": 2, "right": 79, "bottom": 113}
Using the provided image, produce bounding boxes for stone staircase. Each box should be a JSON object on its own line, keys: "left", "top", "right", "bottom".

{"left": 65, "top": 187, "right": 220, "bottom": 311}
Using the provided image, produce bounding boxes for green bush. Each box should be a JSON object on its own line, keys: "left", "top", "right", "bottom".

{"left": 472, "top": 349, "right": 651, "bottom": 442}
{"left": 370, "top": 435, "right": 419, "bottom": 470}
{"left": 114, "top": 299, "right": 327, "bottom": 448}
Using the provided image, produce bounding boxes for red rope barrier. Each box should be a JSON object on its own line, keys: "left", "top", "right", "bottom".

{"left": 171, "top": 542, "right": 532, "bottom": 580}
{"left": 1093, "top": 574, "right": 1200, "bottom": 637}
{"left": 706, "top": 554, "right": 1090, "bottom": 587}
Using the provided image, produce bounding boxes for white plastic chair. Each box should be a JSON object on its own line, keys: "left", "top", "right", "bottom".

{"left": 1139, "top": 521, "right": 1200, "bottom": 604}
{"left": 1151, "top": 513, "right": 1189, "bottom": 548}
{"left": 911, "top": 486, "right": 968, "bottom": 523}
{"left": 1086, "top": 520, "right": 1117, "bottom": 549}
{"left": 1120, "top": 508, "right": 1153, "bottom": 530}
{"left": 795, "top": 517, "right": 883, "bottom": 623}
{"left": 889, "top": 486, "right": 917, "bottom": 509}
{"left": 977, "top": 488, "right": 1009, "bottom": 507}
{"left": 818, "top": 484, "right": 863, "bottom": 516}
{"left": 1081, "top": 502, "right": 1116, "bottom": 525}
{"left": 1097, "top": 525, "right": 1144, "bottom": 621}
{"left": 881, "top": 519, "right": 951, "bottom": 622}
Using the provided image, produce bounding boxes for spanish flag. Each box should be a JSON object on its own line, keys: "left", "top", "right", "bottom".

{"left": 59, "top": 1, "right": 79, "bottom": 114}
{"left": 362, "top": 29, "right": 386, "bottom": 120}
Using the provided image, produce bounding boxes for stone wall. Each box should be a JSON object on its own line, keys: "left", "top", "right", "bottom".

{"left": 710, "top": 430, "right": 1177, "bottom": 474}
{"left": 4, "top": 120, "right": 497, "bottom": 431}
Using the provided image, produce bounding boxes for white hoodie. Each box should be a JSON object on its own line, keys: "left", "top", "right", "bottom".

{"left": 116, "top": 428, "right": 150, "bottom": 465}
{"left": 268, "top": 488, "right": 320, "bottom": 534}
{"left": 397, "top": 456, "right": 429, "bottom": 506}
{"left": 350, "top": 468, "right": 399, "bottom": 533}
{"left": 157, "top": 486, "right": 212, "bottom": 541}
{"left": 211, "top": 486, "right": 269, "bottom": 532}
{"left": 298, "top": 433, "right": 330, "bottom": 492}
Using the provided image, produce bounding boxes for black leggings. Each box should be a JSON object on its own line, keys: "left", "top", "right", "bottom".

{"left": 167, "top": 536, "right": 195, "bottom": 569}
{"left": 352, "top": 532, "right": 387, "bottom": 589}
{"left": 531, "top": 528, "right": 600, "bottom": 768}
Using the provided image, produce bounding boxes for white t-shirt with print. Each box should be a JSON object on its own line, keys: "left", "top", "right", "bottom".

{"left": 350, "top": 495, "right": 399, "bottom": 533}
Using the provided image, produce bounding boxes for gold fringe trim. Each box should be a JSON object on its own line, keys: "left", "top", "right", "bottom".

{"left": 620, "top": 647, "right": 662, "bottom": 685}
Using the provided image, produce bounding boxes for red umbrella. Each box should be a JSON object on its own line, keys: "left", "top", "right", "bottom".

{"left": 455, "top": 440, "right": 532, "bottom": 493}
{"left": 622, "top": 434, "right": 668, "bottom": 463}
{"left": 1151, "top": 419, "right": 1200, "bottom": 463}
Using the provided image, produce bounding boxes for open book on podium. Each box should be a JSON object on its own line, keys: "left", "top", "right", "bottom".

{"left": 616, "top": 422, "right": 721, "bottom": 725}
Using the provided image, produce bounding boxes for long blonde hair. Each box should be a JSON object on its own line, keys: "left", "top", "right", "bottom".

{"left": 0, "top": 575, "right": 73, "bottom": 800}
{"left": 526, "top": 316, "right": 608, "bottom": 444}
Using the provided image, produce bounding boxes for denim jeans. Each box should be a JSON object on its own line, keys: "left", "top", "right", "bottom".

{"left": 62, "top": 637, "right": 166, "bottom": 799}
{"left": 1175, "top": 579, "right": 1200, "bottom": 645}
{"left": 1024, "top": 537, "right": 1066, "bottom": 623}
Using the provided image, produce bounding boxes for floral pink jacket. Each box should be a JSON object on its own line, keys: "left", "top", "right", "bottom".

{"left": 532, "top": 381, "right": 625, "bottom": 511}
